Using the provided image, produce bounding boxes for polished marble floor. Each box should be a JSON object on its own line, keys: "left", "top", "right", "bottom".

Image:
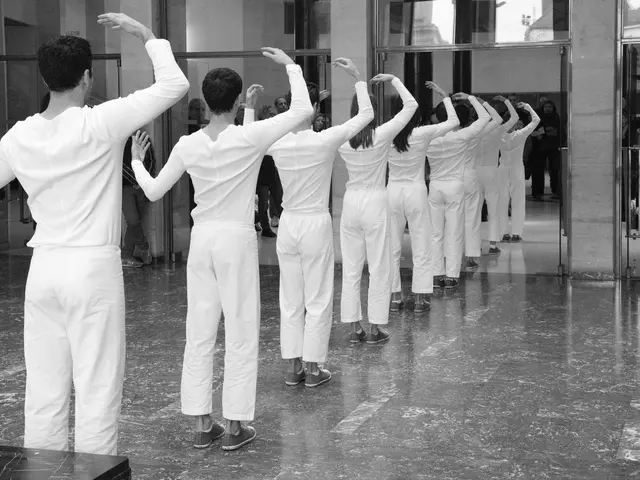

{"left": 2, "top": 252, "right": 640, "bottom": 479}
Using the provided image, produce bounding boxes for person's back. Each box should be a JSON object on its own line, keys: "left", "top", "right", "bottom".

{"left": 427, "top": 129, "right": 476, "bottom": 182}
{"left": 0, "top": 13, "right": 189, "bottom": 457}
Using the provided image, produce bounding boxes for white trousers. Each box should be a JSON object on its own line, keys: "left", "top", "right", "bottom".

{"left": 388, "top": 182, "right": 432, "bottom": 294}
{"left": 463, "top": 169, "right": 482, "bottom": 258}
{"left": 499, "top": 164, "right": 526, "bottom": 236}
{"left": 24, "top": 246, "right": 125, "bottom": 455}
{"left": 477, "top": 166, "right": 501, "bottom": 243}
{"left": 277, "top": 211, "right": 334, "bottom": 364}
{"left": 429, "top": 179, "right": 465, "bottom": 279}
{"left": 340, "top": 189, "right": 391, "bottom": 326}
{"left": 181, "top": 224, "right": 260, "bottom": 421}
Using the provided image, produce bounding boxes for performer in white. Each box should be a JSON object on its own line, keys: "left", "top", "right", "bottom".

{"left": 131, "top": 48, "right": 313, "bottom": 451}
{"left": 498, "top": 103, "right": 540, "bottom": 242}
{"left": 427, "top": 93, "right": 490, "bottom": 289}
{"left": 388, "top": 82, "right": 459, "bottom": 313}
{"left": 0, "top": 14, "right": 189, "bottom": 455}
{"left": 338, "top": 74, "right": 418, "bottom": 344}
{"left": 244, "top": 58, "right": 373, "bottom": 387}
{"left": 475, "top": 96, "right": 518, "bottom": 255}
{"left": 461, "top": 98, "right": 506, "bottom": 269}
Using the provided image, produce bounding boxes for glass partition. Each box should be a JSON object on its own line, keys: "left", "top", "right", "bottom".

{"left": 168, "top": 0, "right": 331, "bottom": 52}
{"left": 624, "top": 0, "right": 640, "bottom": 38}
{"left": 376, "top": 0, "right": 570, "bottom": 47}
{"left": 167, "top": 54, "right": 331, "bottom": 257}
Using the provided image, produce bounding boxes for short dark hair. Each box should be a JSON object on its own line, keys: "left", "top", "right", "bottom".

{"left": 285, "top": 82, "right": 320, "bottom": 108}
{"left": 202, "top": 68, "right": 243, "bottom": 115}
{"left": 37, "top": 36, "right": 92, "bottom": 92}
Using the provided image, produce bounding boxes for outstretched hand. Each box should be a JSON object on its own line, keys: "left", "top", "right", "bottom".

{"left": 261, "top": 47, "right": 294, "bottom": 66}
{"left": 452, "top": 92, "right": 470, "bottom": 101}
{"left": 132, "top": 131, "right": 151, "bottom": 161}
{"left": 245, "top": 84, "right": 264, "bottom": 109}
{"left": 97, "top": 13, "right": 154, "bottom": 43}
{"left": 370, "top": 73, "right": 396, "bottom": 84}
{"left": 516, "top": 102, "right": 529, "bottom": 109}
{"left": 332, "top": 58, "right": 360, "bottom": 80}
{"left": 425, "top": 81, "right": 447, "bottom": 98}
{"left": 494, "top": 95, "right": 508, "bottom": 103}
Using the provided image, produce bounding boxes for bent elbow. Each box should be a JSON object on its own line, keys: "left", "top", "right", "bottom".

{"left": 148, "top": 192, "right": 163, "bottom": 203}
{"left": 302, "top": 105, "right": 315, "bottom": 119}
{"left": 177, "top": 76, "right": 190, "bottom": 96}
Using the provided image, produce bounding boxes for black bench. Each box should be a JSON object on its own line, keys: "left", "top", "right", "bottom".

{"left": 0, "top": 445, "right": 131, "bottom": 479}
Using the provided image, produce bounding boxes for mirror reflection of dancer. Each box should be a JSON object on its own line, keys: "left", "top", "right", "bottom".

{"left": 427, "top": 93, "right": 491, "bottom": 289}
{"left": 498, "top": 103, "right": 540, "bottom": 242}
{"left": 130, "top": 48, "right": 313, "bottom": 452}
{"left": 338, "top": 73, "right": 418, "bottom": 344}
{"left": 474, "top": 96, "right": 518, "bottom": 255}
{"left": 387, "top": 82, "right": 459, "bottom": 313}
{"left": 121, "top": 135, "right": 155, "bottom": 267}
{"left": 0, "top": 13, "right": 189, "bottom": 455}
{"left": 245, "top": 58, "right": 372, "bottom": 388}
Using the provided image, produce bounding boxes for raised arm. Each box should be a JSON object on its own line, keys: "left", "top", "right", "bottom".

{"left": 373, "top": 75, "right": 419, "bottom": 143}
{"left": 0, "top": 158, "right": 15, "bottom": 189}
{"left": 496, "top": 96, "right": 519, "bottom": 132}
{"left": 509, "top": 103, "right": 541, "bottom": 143}
{"left": 130, "top": 131, "right": 186, "bottom": 202}
{"left": 318, "top": 58, "right": 374, "bottom": 147}
{"left": 413, "top": 82, "right": 460, "bottom": 143}
{"left": 242, "top": 48, "right": 314, "bottom": 151}
{"left": 242, "top": 84, "right": 263, "bottom": 125}
{"left": 452, "top": 94, "right": 490, "bottom": 141}
{"left": 90, "top": 14, "right": 189, "bottom": 141}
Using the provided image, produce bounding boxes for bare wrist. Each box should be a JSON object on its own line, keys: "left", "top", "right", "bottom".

{"left": 139, "top": 27, "right": 155, "bottom": 44}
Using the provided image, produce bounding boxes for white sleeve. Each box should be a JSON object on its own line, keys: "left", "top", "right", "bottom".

{"left": 501, "top": 100, "right": 519, "bottom": 132}
{"left": 132, "top": 147, "right": 186, "bottom": 202}
{"left": 413, "top": 97, "right": 459, "bottom": 143}
{"left": 317, "top": 81, "right": 374, "bottom": 149}
{"left": 374, "top": 77, "right": 419, "bottom": 143}
{"left": 89, "top": 39, "right": 189, "bottom": 141}
{"left": 510, "top": 107, "right": 541, "bottom": 144}
{"left": 242, "top": 64, "right": 314, "bottom": 152}
{"left": 461, "top": 96, "right": 491, "bottom": 141}
{"left": 0, "top": 158, "right": 15, "bottom": 189}
{"left": 244, "top": 108, "right": 255, "bottom": 125}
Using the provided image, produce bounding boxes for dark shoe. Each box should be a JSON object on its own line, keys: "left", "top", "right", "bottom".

{"left": 255, "top": 223, "right": 262, "bottom": 232}
{"left": 349, "top": 329, "right": 366, "bottom": 343}
{"left": 501, "top": 234, "right": 511, "bottom": 243}
{"left": 390, "top": 299, "right": 404, "bottom": 312}
{"left": 305, "top": 368, "right": 331, "bottom": 388}
{"left": 222, "top": 426, "right": 256, "bottom": 452}
{"left": 133, "top": 244, "right": 153, "bottom": 265}
{"left": 193, "top": 422, "right": 225, "bottom": 449}
{"left": 487, "top": 247, "right": 501, "bottom": 256}
{"left": 261, "top": 229, "right": 277, "bottom": 238}
{"left": 365, "top": 328, "right": 390, "bottom": 344}
{"left": 285, "top": 368, "right": 305, "bottom": 386}
{"left": 445, "top": 278, "right": 459, "bottom": 289}
{"left": 433, "top": 276, "right": 445, "bottom": 289}
{"left": 465, "top": 259, "right": 479, "bottom": 269}
{"left": 122, "top": 257, "right": 143, "bottom": 268}
{"left": 511, "top": 235, "right": 522, "bottom": 243}
{"left": 414, "top": 300, "right": 431, "bottom": 313}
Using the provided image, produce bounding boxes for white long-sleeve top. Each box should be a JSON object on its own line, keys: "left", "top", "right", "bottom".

{"left": 462, "top": 102, "right": 501, "bottom": 172}
{"left": 0, "top": 39, "right": 189, "bottom": 248}
{"left": 499, "top": 106, "right": 540, "bottom": 167}
{"left": 132, "top": 64, "right": 314, "bottom": 226}
{"left": 338, "top": 77, "right": 418, "bottom": 190}
{"left": 387, "top": 97, "right": 459, "bottom": 183}
{"left": 476, "top": 101, "right": 519, "bottom": 168}
{"left": 244, "top": 81, "right": 374, "bottom": 214}
{"left": 427, "top": 96, "right": 491, "bottom": 183}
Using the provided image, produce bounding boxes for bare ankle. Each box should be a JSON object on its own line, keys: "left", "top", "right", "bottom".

{"left": 226, "top": 419, "right": 241, "bottom": 435}
{"left": 195, "top": 414, "right": 212, "bottom": 432}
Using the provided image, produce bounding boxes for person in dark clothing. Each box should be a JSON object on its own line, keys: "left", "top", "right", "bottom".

{"left": 255, "top": 105, "right": 278, "bottom": 237}
{"left": 529, "top": 100, "right": 562, "bottom": 200}
{"left": 122, "top": 136, "right": 155, "bottom": 267}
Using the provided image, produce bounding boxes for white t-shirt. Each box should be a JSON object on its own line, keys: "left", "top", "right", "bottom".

{"left": 0, "top": 39, "right": 189, "bottom": 248}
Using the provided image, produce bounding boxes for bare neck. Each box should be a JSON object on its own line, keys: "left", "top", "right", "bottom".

{"left": 41, "top": 89, "right": 86, "bottom": 119}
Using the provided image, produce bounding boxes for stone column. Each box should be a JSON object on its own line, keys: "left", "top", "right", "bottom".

{"left": 568, "top": 1, "right": 616, "bottom": 278}
{"left": 330, "top": 0, "right": 370, "bottom": 217}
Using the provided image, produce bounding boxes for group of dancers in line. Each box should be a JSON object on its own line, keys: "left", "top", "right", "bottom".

{"left": 0, "top": 11, "right": 542, "bottom": 459}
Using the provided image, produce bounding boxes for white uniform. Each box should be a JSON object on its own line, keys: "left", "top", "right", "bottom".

{"left": 0, "top": 40, "right": 189, "bottom": 455}
{"left": 133, "top": 64, "right": 313, "bottom": 423}
{"left": 476, "top": 103, "right": 518, "bottom": 243}
{"left": 427, "top": 96, "right": 490, "bottom": 279}
{"left": 338, "top": 77, "right": 418, "bottom": 325}
{"left": 387, "top": 98, "right": 459, "bottom": 295}
{"left": 498, "top": 106, "right": 540, "bottom": 236}
{"left": 244, "top": 81, "right": 373, "bottom": 363}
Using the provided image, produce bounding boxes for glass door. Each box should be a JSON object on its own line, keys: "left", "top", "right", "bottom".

{"left": 378, "top": 45, "right": 568, "bottom": 276}
{"left": 164, "top": 53, "right": 331, "bottom": 260}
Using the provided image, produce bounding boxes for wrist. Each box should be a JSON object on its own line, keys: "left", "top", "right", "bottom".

{"left": 139, "top": 27, "right": 155, "bottom": 44}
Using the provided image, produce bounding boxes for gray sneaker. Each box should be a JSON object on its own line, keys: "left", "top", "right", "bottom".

{"left": 365, "top": 328, "right": 390, "bottom": 344}
{"left": 193, "top": 422, "right": 225, "bottom": 449}
{"left": 305, "top": 368, "right": 331, "bottom": 388}
{"left": 222, "top": 425, "right": 257, "bottom": 451}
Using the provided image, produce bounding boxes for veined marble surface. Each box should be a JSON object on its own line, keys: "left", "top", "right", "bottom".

{"left": 1, "top": 255, "right": 640, "bottom": 479}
